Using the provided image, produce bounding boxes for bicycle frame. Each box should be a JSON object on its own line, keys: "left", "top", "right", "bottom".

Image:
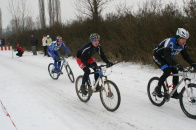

{"left": 59, "top": 57, "right": 68, "bottom": 71}
{"left": 88, "top": 68, "right": 105, "bottom": 92}
{"left": 164, "top": 69, "right": 193, "bottom": 99}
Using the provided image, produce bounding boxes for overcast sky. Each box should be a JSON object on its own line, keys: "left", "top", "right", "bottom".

{"left": 0, "top": 0, "right": 183, "bottom": 29}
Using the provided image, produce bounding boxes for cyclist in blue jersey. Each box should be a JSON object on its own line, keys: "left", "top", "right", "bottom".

{"left": 153, "top": 28, "right": 196, "bottom": 99}
{"left": 47, "top": 36, "right": 71, "bottom": 73}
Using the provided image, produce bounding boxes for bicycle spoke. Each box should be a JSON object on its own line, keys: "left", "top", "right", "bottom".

{"left": 180, "top": 87, "right": 196, "bottom": 119}
{"left": 100, "top": 80, "right": 121, "bottom": 111}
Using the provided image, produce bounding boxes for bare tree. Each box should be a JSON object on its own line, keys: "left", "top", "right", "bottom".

{"left": 74, "top": 0, "right": 113, "bottom": 21}
{"left": 48, "top": 0, "right": 61, "bottom": 26}
{"left": 39, "top": 0, "right": 46, "bottom": 28}
{"left": 55, "top": 0, "right": 61, "bottom": 23}
{"left": 8, "top": 0, "right": 31, "bottom": 32}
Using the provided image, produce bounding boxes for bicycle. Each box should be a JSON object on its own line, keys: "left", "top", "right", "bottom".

{"left": 75, "top": 64, "right": 121, "bottom": 112}
{"left": 48, "top": 56, "right": 75, "bottom": 83}
{"left": 147, "top": 67, "right": 196, "bottom": 119}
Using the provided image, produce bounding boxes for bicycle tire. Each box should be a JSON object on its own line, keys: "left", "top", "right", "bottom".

{"left": 65, "top": 64, "right": 75, "bottom": 83}
{"left": 48, "top": 63, "right": 60, "bottom": 80}
{"left": 100, "top": 80, "right": 121, "bottom": 112}
{"left": 75, "top": 75, "right": 91, "bottom": 102}
{"left": 179, "top": 87, "right": 196, "bottom": 119}
{"left": 147, "top": 77, "right": 166, "bottom": 106}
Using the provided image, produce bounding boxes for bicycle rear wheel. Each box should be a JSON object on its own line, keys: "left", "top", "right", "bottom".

{"left": 147, "top": 77, "right": 166, "bottom": 106}
{"left": 75, "top": 75, "right": 91, "bottom": 102}
{"left": 100, "top": 80, "right": 121, "bottom": 112}
{"left": 65, "top": 64, "right": 75, "bottom": 83}
{"left": 48, "top": 63, "right": 60, "bottom": 80}
{"left": 179, "top": 87, "right": 196, "bottom": 119}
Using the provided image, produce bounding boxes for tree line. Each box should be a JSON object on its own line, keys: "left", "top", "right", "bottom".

{"left": 5, "top": 0, "right": 196, "bottom": 67}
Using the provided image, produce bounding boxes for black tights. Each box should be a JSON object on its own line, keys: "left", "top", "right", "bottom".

{"left": 82, "top": 62, "right": 99, "bottom": 85}
{"left": 158, "top": 67, "right": 179, "bottom": 87}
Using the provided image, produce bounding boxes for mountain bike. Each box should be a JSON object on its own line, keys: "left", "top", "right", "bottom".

{"left": 75, "top": 64, "right": 121, "bottom": 112}
{"left": 48, "top": 56, "right": 75, "bottom": 83}
{"left": 147, "top": 67, "right": 196, "bottom": 119}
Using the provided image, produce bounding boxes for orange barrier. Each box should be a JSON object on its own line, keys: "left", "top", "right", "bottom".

{"left": 0, "top": 46, "right": 12, "bottom": 51}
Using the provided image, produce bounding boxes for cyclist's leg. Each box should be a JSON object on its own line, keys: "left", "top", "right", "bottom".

{"left": 76, "top": 58, "right": 90, "bottom": 95}
{"left": 153, "top": 55, "right": 171, "bottom": 97}
{"left": 55, "top": 52, "right": 61, "bottom": 69}
{"left": 170, "top": 67, "right": 179, "bottom": 86}
{"left": 170, "top": 67, "right": 179, "bottom": 98}
{"left": 88, "top": 58, "right": 99, "bottom": 82}
{"left": 52, "top": 51, "right": 60, "bottom": 72}
{"left": 90, "top": 61, "right": 101, "bottom": 91}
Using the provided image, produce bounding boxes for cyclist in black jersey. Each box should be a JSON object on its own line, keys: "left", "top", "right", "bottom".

{"left": 76, "top": 33, "right": 113, "bottom": 95}
{"left": 153, "top": 28, "right": 196, "bottom": 99}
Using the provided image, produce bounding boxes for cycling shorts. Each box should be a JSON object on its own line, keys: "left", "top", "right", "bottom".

{"left": 76, "top": 57, "right": 95, "bottom": 69}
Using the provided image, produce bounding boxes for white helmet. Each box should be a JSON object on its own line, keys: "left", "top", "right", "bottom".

{"left": 176, "top": 28, "right": 189, "bottom": 39}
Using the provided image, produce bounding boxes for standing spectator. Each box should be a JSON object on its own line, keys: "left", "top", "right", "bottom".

{"left": 46, "top": 35, "right": 52, "bottom": 56}
{"left": 16, "top": 44, "right": 24, "bottom": 57}
{"left": 42, "top": 35, "right": 47, "bottom": 56}
{"left": 0, "top": 39, "right": 2, "bottom": 46}
{"left": 30, "top": 34, "right": 38, "bottom": 55}
{"left": 46, "top": 35, "right": 52, "bottom": 46}
{"left": 1, "top": 38, "right": 5, "bottom": 46}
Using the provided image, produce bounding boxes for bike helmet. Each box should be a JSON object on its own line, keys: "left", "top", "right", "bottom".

{"left": 56, "top": 36, "right": 62, "bottom": 42}
{"left": 90, "top": 33, "right": 100, "bottom": 42}
{"left": 176, "top": 28, "right": 189, "bottom": 39}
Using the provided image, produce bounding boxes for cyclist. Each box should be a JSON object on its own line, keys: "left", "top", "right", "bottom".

{"left": 47, "top": 36, "right": 71, "bottom": 73}
{"left": 153, "top": 28, "right": 196, "bottom": 99}
{"left": 76, "top": 33, "right": 113, "bottom": 95}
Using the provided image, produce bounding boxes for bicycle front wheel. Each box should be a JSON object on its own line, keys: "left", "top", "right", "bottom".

{"left": 65, "top": 64, "right": 75, "bottom": 83}
{"left": 179, "top": 87, "right": 196, "bottom": 119}
{"left": 48, "top": 63, "right": 60, "bottom": 80}
{"left": 147, "top": 77, "right": 166, "bottom": 106}
{"left": 100, "top": 80, "right": 121, "bottom": 112}
{"left": 75, "top": 75, "right": 91, "bottom": 102}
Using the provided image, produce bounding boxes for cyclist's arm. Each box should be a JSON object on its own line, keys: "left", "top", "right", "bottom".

{"left": 61, "top": 42, "right": 70, "bottom": 53}
{"left": 98, "top": 46, "right": 109, "bottom": 63}
{"left": 80, "top": 49, "right": 91, "bottom": 67}
{"left": 181, "top": 49, "right": 194, "bottom": 65}
{"left": 164, "top": 48, "right": 177, "bottom": 66}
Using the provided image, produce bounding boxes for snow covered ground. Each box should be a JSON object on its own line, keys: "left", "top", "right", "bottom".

{"left": 0, "top": 50, "right": 195, "bottom": 130}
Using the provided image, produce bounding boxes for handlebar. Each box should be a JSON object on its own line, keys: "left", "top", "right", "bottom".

{"left": 181, "top": 67, "right": 195, "bottom": 73}
{"left": 96, "top": 62, "right": 118, "bottom": 69}
{"left": 59, "top": 56, "right": 69, "bottom": 60}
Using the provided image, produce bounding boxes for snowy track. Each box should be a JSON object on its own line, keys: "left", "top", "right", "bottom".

{"left": 0, "top": 51, "right": 195, "bottom": 130}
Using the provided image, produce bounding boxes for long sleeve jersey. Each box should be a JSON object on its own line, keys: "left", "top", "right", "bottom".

{"left": 48, "top": 41, "right": 70, "bottom": 53}
{"left": 154, "top": 37, "right": 193, "bottom": 66}
{"left": 76, "top": 42, "right": 109, "bottom": 66}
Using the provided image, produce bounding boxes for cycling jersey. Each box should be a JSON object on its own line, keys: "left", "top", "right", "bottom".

{"left": 48, "top": 41, "right": 69, "bottom": 52}
{"left": 48, "top": 41, "right": 70, "bottom": 59}
{"left": 154, "top": 37, "right": 193, "bottom": 66}
{"left": 76, "top": 42, "right": 109, "bottom": 66}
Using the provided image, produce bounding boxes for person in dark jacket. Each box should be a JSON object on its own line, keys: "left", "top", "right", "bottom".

{"left": 30, "top": 34, "right": 38, "bottom": 55}
{"left": 16, "top": 44, "right": 24, "bottom": 57}
{"left": 153, "top": 28, "right": 196, "bottom": 99}
{"left": 76, "top": 33, "right": 113, "bottom": 95}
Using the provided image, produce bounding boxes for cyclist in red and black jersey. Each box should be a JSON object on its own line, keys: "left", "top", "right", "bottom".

{"left": 76, "top": 33, "right": 113, "bottom": 95}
